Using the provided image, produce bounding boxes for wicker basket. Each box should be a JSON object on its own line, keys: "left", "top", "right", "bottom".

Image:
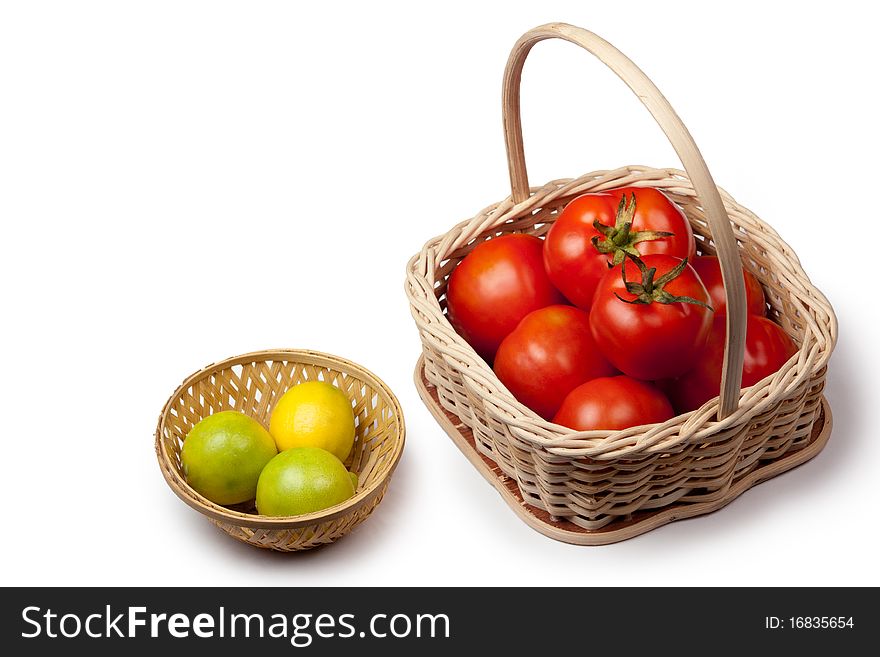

{"left": 406, "top": 23, "right": 837, "bottom": 543}
{"left": 155, "top": 349, "right": 405, "bottom": 551}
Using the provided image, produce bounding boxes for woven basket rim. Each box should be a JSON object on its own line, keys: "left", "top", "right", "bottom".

{"left": 155, "top": 348, "right": 406, "bottom": 529}
{"left": 406, "top": 165, "right": 837, "bottom": 458}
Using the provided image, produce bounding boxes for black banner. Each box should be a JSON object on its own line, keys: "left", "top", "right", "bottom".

{"left": 1, "top": 587, "right": 871, "bottom": 654}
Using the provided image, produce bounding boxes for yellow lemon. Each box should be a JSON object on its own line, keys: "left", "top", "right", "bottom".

{"left": 269, "top": 381, "right": 355, "bottom": 461}
{"left": 255, "top": 447, "right": 355, "bottom": 516}
{"left": 181, "top": 410, "right": 277, "bottom": 505}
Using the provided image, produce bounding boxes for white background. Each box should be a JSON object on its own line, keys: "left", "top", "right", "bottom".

{"left": 2, "top": 1, "right": 878, "bottom": 587}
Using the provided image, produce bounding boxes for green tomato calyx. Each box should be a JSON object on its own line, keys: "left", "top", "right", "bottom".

{"left": 614, "top": 254, "right": 714, "bottom": 309}
{"left": 591, "top": 193, "right": 674, "bottom": 266}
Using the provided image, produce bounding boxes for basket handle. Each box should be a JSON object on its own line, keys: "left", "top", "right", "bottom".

{"left": 502, "top": 22, "right": 747, "bottom": 420}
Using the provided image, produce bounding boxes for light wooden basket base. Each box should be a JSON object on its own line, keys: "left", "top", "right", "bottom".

{"left": 415, "top": 356, "right": 832, "bottom": 546}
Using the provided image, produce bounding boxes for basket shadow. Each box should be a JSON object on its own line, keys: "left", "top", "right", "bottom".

{"left": 633, "top": 334, "right": 860, "bottom": 546}
{"left": 801, "top": 335, "right": 862, "bottom": 478}
{"left": 186, "top": 513, "right": 384, "bottom": 566}
{"left": 181, "top": 456, "right": 412, "bottom": 568}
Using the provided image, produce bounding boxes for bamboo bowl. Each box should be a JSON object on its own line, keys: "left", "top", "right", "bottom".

{"left": 155, "top": 349, "right": 405, "bottom": 551}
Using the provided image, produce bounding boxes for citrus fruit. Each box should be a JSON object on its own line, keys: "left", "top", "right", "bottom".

{"left": 349, "top": 471, "right": 358, "bottom": 490}
{"left": 269, "top": 381, "right": 355, "bottom": 461}
{"left": 181, "top": 410, "right": 277, "bottom": 505}
{"left": 255, "top": 447, "right": 355, "bottom": 516}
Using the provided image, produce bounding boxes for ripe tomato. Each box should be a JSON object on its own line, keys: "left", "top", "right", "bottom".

{"left": 605, "top": 186, "right": 697, "bottom": 262}
{"left": 493, "top": 305, "right": 617, "bottom": 420}
{"left": 553, "top": 376, "right": 674, "bottom": 431}
{"left": 691, "top": 255, "right": 766, "bottom": 316}
{"left": 447, "top": 234, "right": 564, "bottom": 361}
{"left": 543, "top": 187, "right": 695, "bottom": 309}
{"left": 663, "top": 314, "right": 798, "bottom": 413}
{"left": 589, "top": 254, "right": 713, "bottom": 380}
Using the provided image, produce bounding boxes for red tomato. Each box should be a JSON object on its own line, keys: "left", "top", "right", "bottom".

{"left": 447, "top": 234, "right": 565, "bottom": 361}
{"left": 589, "top": 254, "right": 713, "bottom": 380}
{"left": 664, "top": 314, "right": 798, "bottom": 413}
{"left": 691, "top": 255, "right": 766, "bottom": 316}
{"left": 493, "top": 305, "right": 617, "bottom": 420}
{"left": 605, "top": 187, "right": 697, "bottom": 262}
{"left": 553, "top": 376, "right": 674, "bottom": 431}
{"left": 543, "top": 187, "right": 695, "bottom": 309}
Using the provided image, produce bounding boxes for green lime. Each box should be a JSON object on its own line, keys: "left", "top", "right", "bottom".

{"left": 256, "top": 447, "right": 355, "bottom": 517}
{"left": 181, "top": 410, "right": 277, "bottom": 505}
{"left": 349, "top": 471, "right": 359, "bottom": 490}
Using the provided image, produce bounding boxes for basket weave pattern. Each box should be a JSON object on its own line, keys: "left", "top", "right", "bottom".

{"left": 406, "top": 165, "right": 835, "bottom": 531}
{"left": 156, "top": 350, "right": 404, "bottom": 551}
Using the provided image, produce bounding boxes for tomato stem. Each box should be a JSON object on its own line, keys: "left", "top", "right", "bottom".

{"left": 591, "top": 193, "right": 675, "bottom": 266}
{"left": 614, "top": 255, "right": 715, "bottom": 309}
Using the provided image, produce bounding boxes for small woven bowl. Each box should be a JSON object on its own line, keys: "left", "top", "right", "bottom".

{"left": 155, "top": 349, "right": 405, "bottom": 551}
